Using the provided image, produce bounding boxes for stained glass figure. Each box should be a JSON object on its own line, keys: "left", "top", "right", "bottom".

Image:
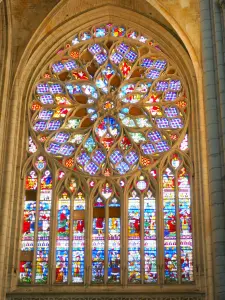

{"left": 163, "top": 168, "right": 177, "bottom": 282}
{"left": 144, "top": 190, "right": 157, "bottom": 283}
{"left": 108, "top": 197, "right": 121, "bottom": 283}
{"left": 20, "top": 262, "right": 32, "bottom": 284}
{"left": 56, "top": 192, "right": 70, "bottom": 283}
{"left": 92, "top": 197, "right": 105, "bottom": 283}
{"left": 128, "top": 190, "right": 141, "bottom": 283}
{"left": 35, "top": 170, "right": 52, "bottom": 283}
{"left": 178, "top": 168, "right": 193, "bottom": 282}
{"left": 72, "top": 191, "right": 85, "bottom": 283}
{"left": 20, "top": 171, "right": 38, "bottom": 283}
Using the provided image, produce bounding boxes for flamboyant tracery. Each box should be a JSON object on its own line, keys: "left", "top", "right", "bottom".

{"left": 20, "top": 24, "right": 193, "bottom": 286}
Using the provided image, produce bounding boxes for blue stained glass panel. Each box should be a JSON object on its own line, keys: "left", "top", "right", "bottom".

{"left": 94, "top": 26, "right": 107, "bottom": 37}
{"left": 39, "top": 94, "right": 54, "bottom": 105}
{"left": 169, "top": 80, "right": 181, "bottom": 91}
{"left": 92, "top": 150, "right": 105, "bottom": 164}
{"left": 125, "top": 50, "right": 138, "bottom": 63}
{"left": 156, "top": 81, "right": 169, "bottom": 91}
{"left": 89, "top": 44, "right": 101, "bottom": 54}
{"left": 148, "top": 131, "right": 162, "bottom": 142}
{"left": 154, "top": 60, "right": 167, "bottom": 70}
{"left": 59, "top": 144, "right": 75, "bottom": 156}
{"left": 80, "top": 31, "right": 91, "bottom": 41}
{"left": 110, "top": 150, "right": 123, "bottom": 164}
{"left": 141, "top": 58, "right": 154, "bottom": 68}
{"left": 164, "top": 91, "right": 177, "bottom": 101}
{"left": 155, "top": 141, "right": 170, "bottom": 152}
{"left": 52, "top": 62, "right": 64, "bottom": 73}
{"left": 64, "top": 60, "right": 78, "bottom": 71}
{"left": 47, "top": 120, "right": 61, "bottom": 131}
{"left": 156, "top": 118, "right": 170, "bottom": 129}
{"left": 34, "top": 121, "right": 47, "bottom": 132}
{"left": 84, "top": 161, "right": 99, "bottom": 175}
{"left": 115, "top": 161, "right": 129, "bottom": 174}
{"left": 47, "top": 143, "right": 60, "bottom": 154}
{"left": 110, "top": 52, "right": 123, "bottom": 64}
{"left": 146, "top": 69, "right": 160, "bottom": 80}
{"left": 50, "top": 84, "right": 63, "bottom": 94}
{"left": 37, "top": 83, "right": 49, "bottom": 94}
{"left": 95, "top": 52, "right": 107, "bottom": 64}
{"left": 54, "top": 132, "right": 70, "bottom": 143}
{"left": 141, "top": 143, "right": 156, "bottom": 155}
{"left": 38, "top": 110, "right": 53, "bottom": 120}
{"left": 165, "top": 107, "right": 178, "bottom": 118}
{"left": 117, "top": 43, "right": 129, "bottom": 54}
{"left": 77, "top": 152, "right": 90, "bottom": 166}
{"left": 125, "top": 151, "right": 139, "bottom": 165}
{"left": 169, "top": 118, "right": 183, "bottom": 129}
{"left": 84, "top": 136, "right": 96, "bottom": 152}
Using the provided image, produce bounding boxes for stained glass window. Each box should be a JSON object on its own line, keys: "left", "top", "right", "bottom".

{"left": 21, "top": 23, "right": 193, "bottom": 286}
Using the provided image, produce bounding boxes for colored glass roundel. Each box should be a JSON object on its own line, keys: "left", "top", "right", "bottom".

{"left": 30, "top": 24, "right": 188, "bottom": 177}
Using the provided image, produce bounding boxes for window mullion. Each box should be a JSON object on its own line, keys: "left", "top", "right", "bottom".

{"left": 158, "top": 168, "right": 164, "bottom": 285}
{"left": 105, "top": 202, "right": 109, "bottom": 284}
{"left": 87, "top": 193, "right": 93, "bottom": 285}
{"left": 68, "top": 194, "right": 73, "bottom": 284}
{"left": 51, "top": 180, "right": 58, "bottom": 284}
{"left": 84, "top": 190, "right": 89, "bottom": 285}
{"left": 123, "top": 189, "right": 128, "bottom": 286}
{"left": 140, "top": 193, "right": 144, "bottom": 284}
{"left": 48, "top": 173, "right": 56, "bottom": 285}
{"left": 32, "top": 174, "right": 41, "bottom": 284}
{"left": 175, "top": 170, "right": 181, "bottom": 283}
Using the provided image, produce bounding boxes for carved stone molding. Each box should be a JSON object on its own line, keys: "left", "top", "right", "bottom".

{"left": 6, "top": 294, "right": 205, "bottom": 300}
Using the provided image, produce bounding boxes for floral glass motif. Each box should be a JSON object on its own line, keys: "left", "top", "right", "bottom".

{"left": 30, "top": 24, "right": 188, "bottom": 178}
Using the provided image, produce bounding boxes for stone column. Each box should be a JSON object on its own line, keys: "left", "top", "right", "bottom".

{"left": 200, "top": 0, "right": 225, "bottom": 299}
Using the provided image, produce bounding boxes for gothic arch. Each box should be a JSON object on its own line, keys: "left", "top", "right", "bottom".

{"left": 2, "top": 3, "right": 210, "bottom": 300}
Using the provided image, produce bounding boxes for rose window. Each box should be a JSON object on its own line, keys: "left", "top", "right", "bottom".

{"left": 30, "top": 24, "right": 188, "bottom": 177}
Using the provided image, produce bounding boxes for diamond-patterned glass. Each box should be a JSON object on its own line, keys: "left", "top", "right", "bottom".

{"left": 148, "top": 131, "right": 162, "bottom": 142}
{"left": 110, "top": 151, "right": 123, "bottom": 164}
{"left": 141, "top": 143, "right": 156, "bottom": 155}
{"left": 92, "top": 150, "right": 105, "bottom": 164}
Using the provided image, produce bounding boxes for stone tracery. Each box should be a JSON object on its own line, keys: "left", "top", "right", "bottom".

{"left": 30, "top": 24, "right": 188, "bottom": 177}
{"left": 20, "top": 23, "right": 192, "bottom": 286}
